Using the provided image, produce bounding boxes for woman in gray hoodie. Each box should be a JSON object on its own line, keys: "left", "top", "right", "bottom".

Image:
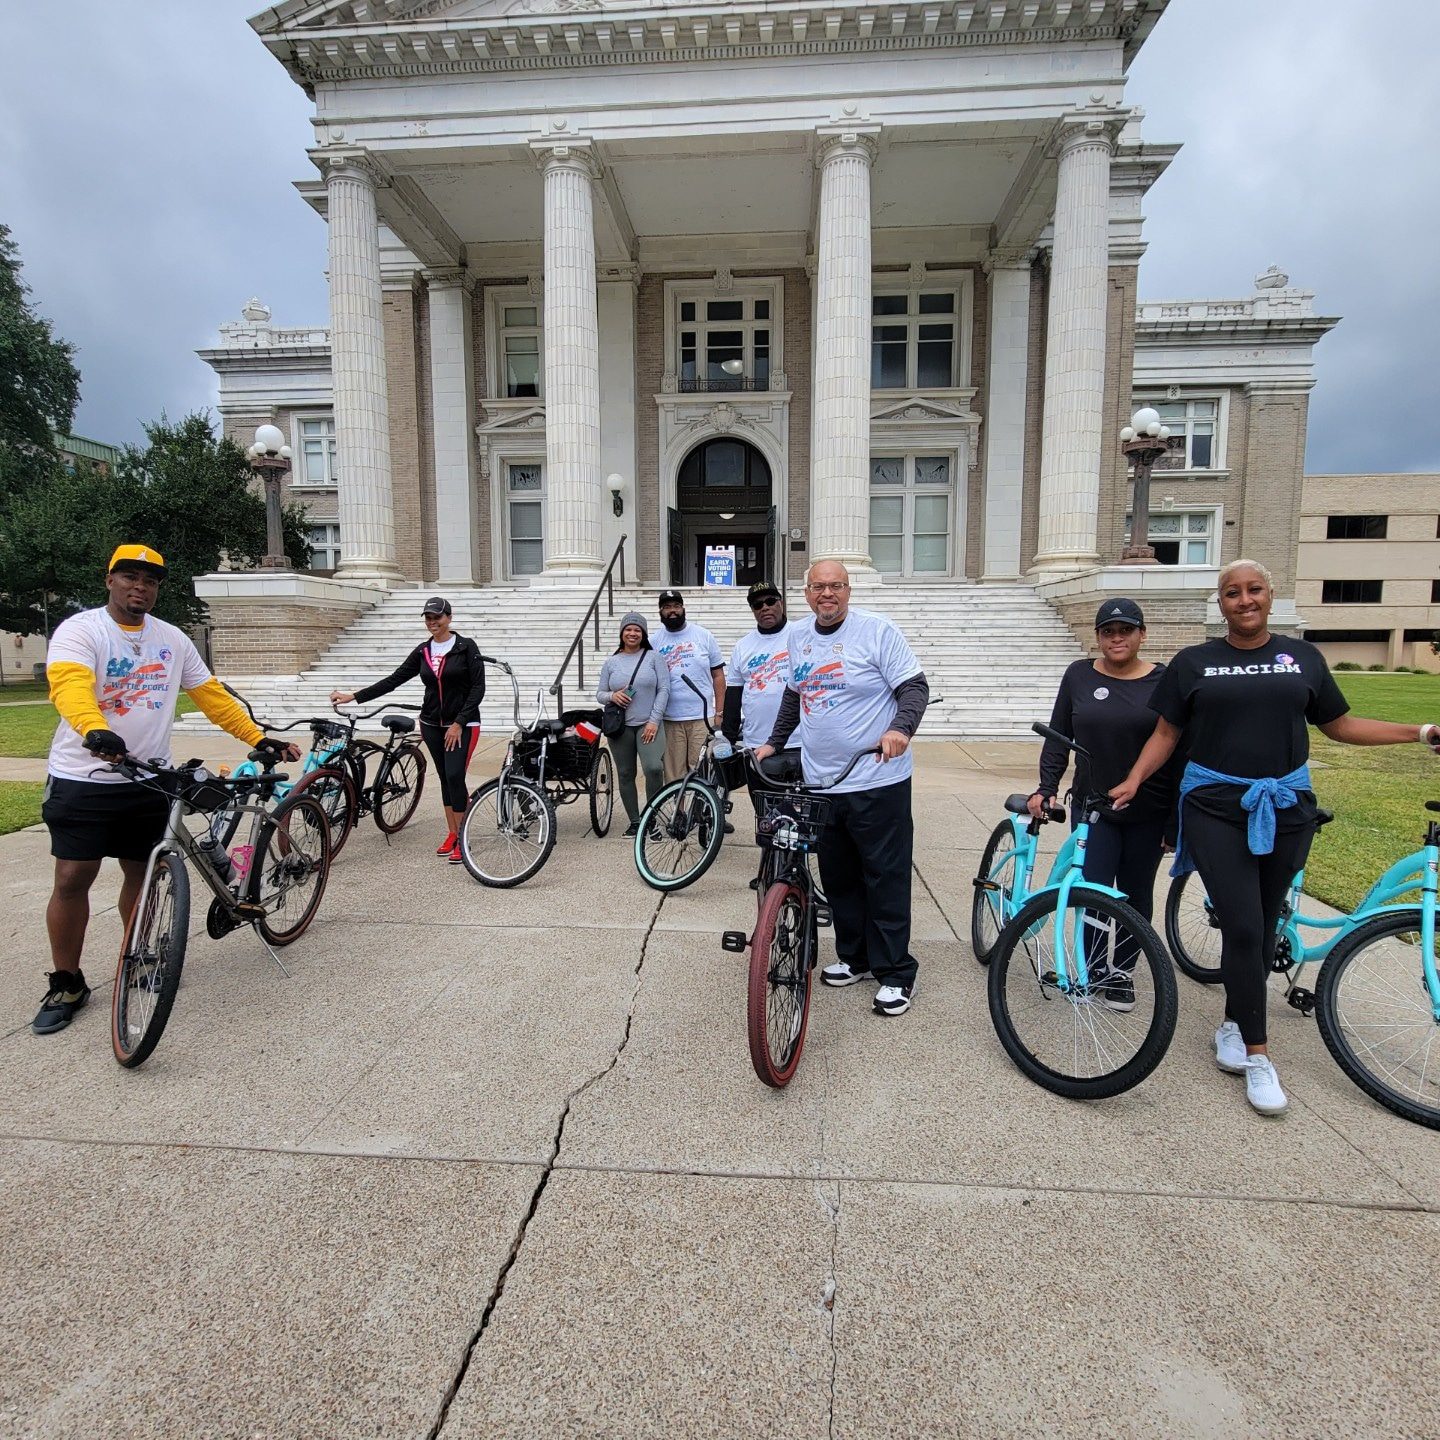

{"left": 596, "top": 611, "right": 669, "bottom": 836}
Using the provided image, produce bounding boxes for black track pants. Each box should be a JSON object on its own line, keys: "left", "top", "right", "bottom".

{"left": 1077, "top": 813, "right": 1166, "bottom": 976}
{"left": 420, "top": 721, "right": 480, "bottom": 812}
{"left": 1183, "top": 803, "right": 1313, "bottom": 1046}
{"left": 816, "top": 777, "right": 917, "bottom": 988}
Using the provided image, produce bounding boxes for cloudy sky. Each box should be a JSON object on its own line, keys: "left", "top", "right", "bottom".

{"left": 3, "top": 0, "right": 1437, "bottom": 473}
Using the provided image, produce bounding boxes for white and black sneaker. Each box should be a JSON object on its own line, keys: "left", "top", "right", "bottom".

{"left": 873, "top": 984, "right": 914, "bottom": 1016}
{"left": 821, "top": 960, "right": 872, "bottom": 987}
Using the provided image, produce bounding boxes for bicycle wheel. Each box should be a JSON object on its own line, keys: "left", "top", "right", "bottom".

{"left": 373, "top": 744, "right": 426, "bottom": 833}
{"left": 290, "top": 766, "right": 358, "bottom": 859}
{"left": 249, "top": 792, "right": 332, "bottom": 946}
{"left": 1315, "top": 910, "right": 1440, "bottom": 1130}
{"left": 459, "top": 777, "right": 557, "bottom": 887}
{"left": 971, "top": 819, "right": 1020, "bottom": 966}
{"left": 634, "top": 778, "right": 725, "bottom": 892}
{"left": 589, "top": 745, "right": 615, "bottom": 838}
{"left": 111, "top": 852, "right": 191, "bottom": 1068}
{"left": 987, "top": 886, "right": 1178, "bottom": 1099}
{"left": 747, "top": 882, "right": 814, "bottom": 1088}
{"left": 1164, "top": 871, "right": 1224, "bottom": 984}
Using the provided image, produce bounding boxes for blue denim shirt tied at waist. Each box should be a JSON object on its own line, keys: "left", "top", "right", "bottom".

{"left": 1170, "top": 760, "right": 1312, "bottom": 879}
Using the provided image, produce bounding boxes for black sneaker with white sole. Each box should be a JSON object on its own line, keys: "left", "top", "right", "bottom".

{"left": 33, "top": 969, "right": 92, "bottom": 1035}
{"left": 873, "top": 983, "right": 914, "bottom": 1016}
{"left": 1093, "top": 967, "right": 1136, "bottom": 1013}
{"left": 820, "top": 960, "right": 872, "bottom": 987}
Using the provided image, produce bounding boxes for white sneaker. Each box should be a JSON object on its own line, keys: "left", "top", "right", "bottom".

{"left": 1244, "top": 1055, "right": 1288, "bottom": 1115}
{"left": 821, "top": 961, "right": 873, "bottom": 987}
{"left": 1215, "top": 1021, "right": 1247, "bottom": 1074}
{"left": 873, "top": 984, "right": 914, "bottom": 1016}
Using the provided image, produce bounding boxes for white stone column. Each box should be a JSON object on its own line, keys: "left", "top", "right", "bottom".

{"left": 531, "top": 137, "right": 603, "bottom": 580}
{"left": 1032, "top": 109, "right": 1126, "bottom": 572}
{"left": 319, "top": 148, "right": 402, "bottom": 582}
{"left": 809, "top": 115, "right": 880, "bottom": 573}
{"left": 425, "top": 270, "right": 477, "bottom": 584}
{"left": 982, "top": 253, "right": 1033, "bottom": 580}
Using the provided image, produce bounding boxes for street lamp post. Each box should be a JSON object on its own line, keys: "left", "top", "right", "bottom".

{"left": 247, "top": 424, "right": 293, "bottom": 570}
{"left": 1118, "top": 406, "right": 1172, "bottom": 565}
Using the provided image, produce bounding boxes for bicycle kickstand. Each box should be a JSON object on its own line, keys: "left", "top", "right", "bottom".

{"left": 251, "top": 925, "right": 292, "bottom": 979}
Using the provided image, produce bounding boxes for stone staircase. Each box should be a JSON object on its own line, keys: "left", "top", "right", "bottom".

{"left": 181, "top": 580, "right": 1082, "bottom": 740}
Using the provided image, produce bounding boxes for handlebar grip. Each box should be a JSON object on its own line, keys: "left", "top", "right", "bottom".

{"left": 1031, "top": 721, "right": 1068, "bottom": 746}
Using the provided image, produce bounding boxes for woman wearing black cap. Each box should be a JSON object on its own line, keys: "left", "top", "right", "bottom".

{"left": 331, "top": 596, "right": 486, "bottom": 861}
{"left": 1028, "top": 597, "right": 1178, "bottom": 1008}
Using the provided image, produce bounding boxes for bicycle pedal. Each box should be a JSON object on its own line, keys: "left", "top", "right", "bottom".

{"left": 973, "top": 878, "right": 999, "bottom": 892}
{"left": 812, "top": 904, "right": 833, "bottom": 928}
{"left": 720, "top": 930, "right": 749, "bottom": 953}
{"left": 1286, "top": 987, "right": 1316, "bottom": 1016}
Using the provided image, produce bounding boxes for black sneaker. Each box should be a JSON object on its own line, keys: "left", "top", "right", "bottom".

{"left": 1097, "top": 968, "right": 1136, "bottom": 1012}
{"left": 723, "top": 822, "right": 735, "bottom": 835}
{"left": 623, "top": 821, "right": 640, "bottom": 838}
{"left": 33, "top": 969, "right": 91, "bottom": 1035}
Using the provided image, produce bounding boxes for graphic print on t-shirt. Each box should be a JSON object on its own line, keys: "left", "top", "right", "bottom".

{"left": 791, "top": 656, "right": 845, "bottom": 714}
{"left": 101, "top": 656, "right": 170, "bottom": 716}
{"left": 660, "top": 640, "right": 694, "bottom": 672}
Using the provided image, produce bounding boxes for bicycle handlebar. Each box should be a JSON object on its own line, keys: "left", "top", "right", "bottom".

{"left": 744, "top": 744, "right": 883, "bottom": 792}
{"left": 332, "top": 701, "right": 423, "bottom": 722}
{"left": 1031, "top": 721, "right": 1095, "bottom": 767}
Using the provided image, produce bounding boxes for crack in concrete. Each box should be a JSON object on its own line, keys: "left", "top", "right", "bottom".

{"left": 911, "top": 857, "right": 962, "bottom": 945}
{"left": 818, "top": 1177, "right": 841, "bottom": 1440}
{"left": 425, "top": 892, "right": 666, "bottom": 1438}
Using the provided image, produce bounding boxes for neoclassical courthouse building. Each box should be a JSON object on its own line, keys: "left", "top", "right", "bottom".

{"left": 194, "top": 0, "right": 1354, "bottom": 722}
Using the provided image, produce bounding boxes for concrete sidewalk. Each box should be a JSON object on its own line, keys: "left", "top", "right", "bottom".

{"left": 1, "top": 743, "right": 1435, "bottom": 1438}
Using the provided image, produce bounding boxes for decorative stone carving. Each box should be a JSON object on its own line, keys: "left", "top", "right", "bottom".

{"left": 241, "top": 297, "right": 272, "bottom": 324}
{"left": 714, "top": 266, "right": 734, "bottom": 294}
{"left": 1254, "top": 264, "right": 1289, "bottom": 290}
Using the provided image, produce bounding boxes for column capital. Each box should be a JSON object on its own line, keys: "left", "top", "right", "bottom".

{"left": 530, "top": 130, "right": 600, "bottom": 180}
{"left": 982, "top": 245, "right": 1037, "bottom": 275}
{"left": 310, "top": 144, "right": 385, "bottom": 188}
{"left": 1048, "top": 105, "right": 1130, "bottom": 161}
{"left": 816, "top": 103, "right": 881, "bottom": 165}
{"left": 598, "top": 261, "right": 642, "bottom": 285}
{"left": 421, "top": 266, "right": 475, "bottom": 294}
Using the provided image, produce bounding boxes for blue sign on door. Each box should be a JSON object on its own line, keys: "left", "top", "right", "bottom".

{"left": 704, "top": 545, "right": 736, "bottom": 586}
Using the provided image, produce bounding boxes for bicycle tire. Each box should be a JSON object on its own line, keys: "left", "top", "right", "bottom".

{"left": 1314, "top": 909, "right": 1440, "bottom": 1130}
{"left": 747, "top": 881, "right": 814, "bottom": 1088}
{"left": 971, "top": 819, "right": 1020, "bottom": 966}
{"left": 373, "top": 743, "right": 426, "bottom": 834}
{"left": 459, "top": 777, "right": 557, "bottom": 887}
{"left": 111, "top": 851, "right": 191, "bottom": 1068}
{"left": 589, "top": 745, "right": 615, "bottom": 838}
{"left": 634, "top": 778, "right": 725, "bottom": 893}
{"left": 250, "top": 792, "right": 332, "bottom": 946}
{"left": 987, "top": 886, "right": 1178, "bottom": 1099}
{"left": 289, "top": 765, "right": 358, "bottom": 859}
{"left": 1164, "top": 872, "right": 1224, "bottom": 984}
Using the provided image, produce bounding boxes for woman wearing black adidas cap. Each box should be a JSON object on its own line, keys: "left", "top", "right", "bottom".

{"left": 331, "top": 596, "right": 486, "bottom": 860}
{"left": 1029, "top": 597, "right": 1179, "bottom": 1007}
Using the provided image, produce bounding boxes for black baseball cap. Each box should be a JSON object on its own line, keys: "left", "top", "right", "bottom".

{"left": 422, "top": 595, "right": 452, "bottom": 617}
{"left": 1094, "top": 597, "right": 1145, "bottom": 630}
{"left": 658, "top": 589, "right": 683, "bottom": 607}
{"left": 747, "top": 581, "right": 782, "bottom": 607}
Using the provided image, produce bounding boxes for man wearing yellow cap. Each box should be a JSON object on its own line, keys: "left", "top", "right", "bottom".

{"left": 33, "top": 545, "right": 297, "bottom": 1036}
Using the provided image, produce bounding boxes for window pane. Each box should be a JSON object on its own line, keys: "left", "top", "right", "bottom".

{"left": 1149, "top": 516, "right": 1182, "bottom": 536}
{"left": 680, "top": 301, "right": 696, "bottom": 322}
{"left": 300, "top": 418, "right": 328, "bottom": 437}
{"left": 1190, "top": 431, "right": 1213, "bottom": 468}
{"left": 912, "top": 534, "right": 948, "bottom": 572}
{"left": 1185, "top": 540, "right": 1209, "bottom": 564}
{"left": 508, "top": 464, "right": 542, "bottom": 493}
{"left": 915, "top": 456, "right": 950, "bottom": 486}
{"left": 1193, "top": 400, "right": 1217, "bottom": 418}
{"left": 703, "top": 440, "right": 746, "bottom": 487}
{"left": 918, "top": 292, "right": 954, "bottom": 314}
{"left": 872, "top": 295, "right": 906, "bottom": 315}
{"left": 917, "top": 323, "right": 952, "bottom": 341}
{"left": 869, "top": 496, "right": 903, "bottom": 534}
{"left": 706, "top": 300, "right": 743, "bottom": 321}
{"left": 510, "top": 539, "right": 543, "bottom": 576}
{"left": 914, "top": 494, "right": 949, "bottom": 535}
{"left": 1156, "top": 402, "right": 1185, "bottom": 423}
{"left": 509, "top": 501, "right": 543, "bottom": 540}
{"left": 1186, "top": 513, "right": 1210, "bottom": 534}
{"left": 872, "top": 340, "right": 906, "bottom": 389}
{"left": 870, "top": 458, "right": 904, "bottom": 486}
{"left": 503, "top": 306, "right": 536, "bottom": 327}
{"left": 870, "top": 535, "right": 903, "bottom": 573}
{"left": 754, "top": 299, "right": 770, "bottom": 319}
{"left": 916, "top": 341, "right": 953, "bottom": 388}
{"left": 753, "top": 352, "right": 770, "bottom": 387}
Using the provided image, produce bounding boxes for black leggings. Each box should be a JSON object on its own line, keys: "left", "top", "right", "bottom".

{"left": 1184, "top": 804, "right": 1314, "bottom": 1046}
{"left": 1078, "top": 812, "right": 1166, "bottom": 976}
{"left": 420, "top": 721, "right": 480, "bottom": 812}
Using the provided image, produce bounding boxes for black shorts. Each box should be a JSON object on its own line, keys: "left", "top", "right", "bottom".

{"left": 42, "top": 777, "right": 169, "bottom": 863}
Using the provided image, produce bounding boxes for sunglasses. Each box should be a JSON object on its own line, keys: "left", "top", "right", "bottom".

{"left": 750, "top": 596, "right": 781, "bottom": 610}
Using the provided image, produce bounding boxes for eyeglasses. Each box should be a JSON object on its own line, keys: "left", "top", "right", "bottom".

{"left": 805, "top": 582, "right": 849, "bottom": 594}
{"left": 750, "top": 596, "right": 781, "bottom": 610}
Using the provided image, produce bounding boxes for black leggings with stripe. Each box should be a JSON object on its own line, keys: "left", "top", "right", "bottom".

{"left": 420, "top": 721, "right": 480, "bottom": 811}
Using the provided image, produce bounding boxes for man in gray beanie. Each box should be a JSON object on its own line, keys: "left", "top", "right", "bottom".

{"left": 596, "top": 611, "right": 669, "bottom": 836}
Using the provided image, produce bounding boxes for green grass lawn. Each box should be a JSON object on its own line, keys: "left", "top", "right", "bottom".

{"left": 1305, "top": 671, "right": 1440, "bottom": 912}
{"left": 0, "top": 696, "right": 197, "bottom": 759}
{"left": 0, "top": 781, "right": 45, "bottom": 836}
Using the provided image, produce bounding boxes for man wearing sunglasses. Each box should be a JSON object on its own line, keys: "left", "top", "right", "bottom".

{"left": 721, "top": 581, "right": 795, "bottom": 820}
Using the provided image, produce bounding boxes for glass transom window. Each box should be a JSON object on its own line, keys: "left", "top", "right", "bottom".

{"left": 872, "top": 292, "right": 956, "bottom": 390}
{"left": 1125, "top": 509, "right": 1216, "bottom": 566}
{"left": 868, "top": 454, "right": 954, "bottom": 575}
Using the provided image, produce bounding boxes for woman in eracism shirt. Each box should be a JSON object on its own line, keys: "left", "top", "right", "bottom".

{"left": 1112, "top": 559, "right": 1440, "bottom": 1117}
{"left": 1030, "top": 597, "right": 1180, "bottom": 1016}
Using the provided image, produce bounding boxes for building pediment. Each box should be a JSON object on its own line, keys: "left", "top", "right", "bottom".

{"left": 476, "top": 400, "right": 547, "bottom": 432}
{"left": 870, "top": 391, "right": 979, "bottom": 425}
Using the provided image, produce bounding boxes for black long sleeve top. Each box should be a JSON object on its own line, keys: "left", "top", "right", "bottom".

{"left": 354, "top": 633, "right": 486, "bottom": 728}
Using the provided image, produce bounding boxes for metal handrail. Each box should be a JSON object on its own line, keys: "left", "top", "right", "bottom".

{"left": 548, "top": 534, "right": 628, "bottom": 716}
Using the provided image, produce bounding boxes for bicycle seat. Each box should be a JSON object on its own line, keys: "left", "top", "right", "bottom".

{"left": 246, "top": 747, "right": 281, "bottom": 768}
{"left": 382, "top": 715, "right": 416, "bottom": 734}
{"left": 757, "top": 750, "right": 804, "bottom": 784}
{"left": 1316, "top": 807, "right": 1335, "bottom": 828}
{"left": 530, "top": 718, "right": 566, "bottom": 736}
{"left": 1004, "top": 793, "right": 1034, "bottom": 815}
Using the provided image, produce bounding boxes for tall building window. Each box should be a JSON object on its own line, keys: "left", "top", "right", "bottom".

{"left": 1322, "top": 579, "right": 1384, "bottom": 603}
{"left": 868, "top": 454, "right": 954, "bottom": 575}
{"left": 296, "top": 417, "right": 337, "bottom": 486}
{"left": 500, "top": 305, "right": 541, "bottom": 398}
{"left": 677, "top": 297, "right": 771, "bottom": 390}
{"left": 307, "top": 522, "right": 340, "bottom": 571}
{"left": 506, "top": 462, "right": 544, "bottom": 577}
{"left": 1134, "top": 398, "right": 1220, "bottom": 470}
{"left": 1124, "top": 509, "right": 1217, "bottom": 566}
{"left": 871, "top": 292, "right": 956, "bottom": 389}
{"left": 1326, "top": 515, "right": 1388, "bottom": 539}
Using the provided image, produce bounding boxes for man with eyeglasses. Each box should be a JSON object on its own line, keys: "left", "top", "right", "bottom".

{"left": 754, "top": 559, "right": 929, "bottom": 1016}
{"left": 722, "top": 580, "right": 794, "bottom": 818}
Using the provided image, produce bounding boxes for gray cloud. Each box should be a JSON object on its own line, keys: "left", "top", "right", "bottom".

{"left": 4, "top": 1, "right": 1434, "bottom": 474}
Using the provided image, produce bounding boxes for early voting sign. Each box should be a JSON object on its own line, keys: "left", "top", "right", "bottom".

{"left": 704, "top": 545, "right": 737, "bottom": 587}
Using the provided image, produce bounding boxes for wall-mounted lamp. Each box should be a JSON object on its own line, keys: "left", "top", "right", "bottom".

{"left": 606, "top": 472, "right": 625, "bottom": 517}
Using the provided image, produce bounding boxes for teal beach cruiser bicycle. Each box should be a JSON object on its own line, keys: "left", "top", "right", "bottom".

{"left": 1166, "top": 802, "right": 1440, "bottom": 1129}
{"left": 973, "top": 723, "right": 1178, "bottom": 1098}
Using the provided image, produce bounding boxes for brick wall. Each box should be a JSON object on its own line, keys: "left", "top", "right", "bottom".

{"left": 635, "top": 273, "right": 679, "bottom": 582}
{"left": 1050, "top": 592, "right": 1207, "bottom": 663}
{"left": 222, "top": 409, "right": 339, "bottom": 533}
{"left": 382, "top": 284, "right": 425, "bottom": 580}
{"left": 205, "top": 598, "right": 369, "bottom": 675}
{"left": 781, "top": 266, "right": 811, "bottom": 585}
{"left": 1239, "top": 389, "right": 1309, "bottom": 594}
{"left": 962, "top": 264, "right": 988, "bottom": 579}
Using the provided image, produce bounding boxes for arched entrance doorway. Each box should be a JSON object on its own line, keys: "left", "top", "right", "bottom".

{"left": 667, "top": 436, "right": 775, "bottom": 586}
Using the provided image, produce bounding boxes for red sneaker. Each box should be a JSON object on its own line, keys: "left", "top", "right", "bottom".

{"left": 437, "top": 831, "right": 457, "bottom": 856}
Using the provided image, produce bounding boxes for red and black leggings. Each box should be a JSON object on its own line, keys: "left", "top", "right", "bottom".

{"left": 420, "top": 720, "right": 480, "bottom": 811}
